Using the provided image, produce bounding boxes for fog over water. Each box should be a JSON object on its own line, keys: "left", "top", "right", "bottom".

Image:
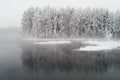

{"left": 0, "top": 27, "right": 120, "bottom": 80}
{"left": 1, "top": 0, "right": 120, "bottom": 79}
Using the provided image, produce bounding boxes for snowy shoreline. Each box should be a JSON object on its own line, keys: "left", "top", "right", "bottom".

{"left": 34, "top": 41, "right": 71, "bottom": 44}
{"left": 74, "top": 40, "right": 120, "bottom": 51}
{"left": 22, "top": 38, "right": 87, "bottom": 41}
{"left": 22, "top": 38, "right": 120, "bottom": 51}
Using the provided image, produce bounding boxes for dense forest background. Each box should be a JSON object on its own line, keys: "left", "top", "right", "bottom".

{"left": 21, "top": 6, "right": 120, "bottom": 39}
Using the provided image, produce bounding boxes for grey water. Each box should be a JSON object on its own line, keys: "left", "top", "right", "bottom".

{"left": 0, "top": 28, "right": 120, "bottom": 80}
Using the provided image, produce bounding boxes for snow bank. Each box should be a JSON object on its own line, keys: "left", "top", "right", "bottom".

{"left": 75, "top": 40, "right": 120, "bottom": 51}
{"left": 22, "top": 38, "right": 85, "bottom": 41}
{"left": 22, "top": 38, "right": 39, "bottom": 41}
{"left": 34, "top": 41, "right": 71, "bottom": 44}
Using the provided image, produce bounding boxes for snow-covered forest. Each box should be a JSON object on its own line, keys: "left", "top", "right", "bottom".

{"left": 21, "top": 6, "right": 120, "bottom": 39}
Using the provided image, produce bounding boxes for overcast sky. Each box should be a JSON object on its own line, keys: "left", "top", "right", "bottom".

{"left": 0, "top": 0, "right": 120, "bottom": 28}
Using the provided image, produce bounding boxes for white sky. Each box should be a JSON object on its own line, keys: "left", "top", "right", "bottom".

{"left": 0, "top": 0, "right": 120, "bottom": 28}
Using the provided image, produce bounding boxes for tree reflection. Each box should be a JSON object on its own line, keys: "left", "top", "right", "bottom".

{"left": 21, "top": 42, "right": 120, "bottom": 74}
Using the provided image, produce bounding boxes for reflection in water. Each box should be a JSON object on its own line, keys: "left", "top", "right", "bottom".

{"left": 21, "top": 41, "right": 120, "bottom": 74}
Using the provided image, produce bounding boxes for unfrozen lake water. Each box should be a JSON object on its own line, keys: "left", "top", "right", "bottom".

{"left": 1, "top": 28, "right": 120, "bottom": 80}
{"left": 1, "top": 38, "right": 120, "bottom": 80}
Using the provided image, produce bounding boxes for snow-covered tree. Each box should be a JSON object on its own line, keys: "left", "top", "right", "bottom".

{"left": 113, "top": 10, "right": 120, "bottom": 38}
{"left": 21, "top": 7, "right": 34, "bottom": 34}
{"left": 21, "top": 6, "right": 120, "bottom": 39}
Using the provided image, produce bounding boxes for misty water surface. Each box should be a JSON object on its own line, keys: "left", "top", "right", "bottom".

{"left": 0, "top": 28, "right": 120, "bottom": 80}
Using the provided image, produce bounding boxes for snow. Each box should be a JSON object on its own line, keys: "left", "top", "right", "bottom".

{"left": 22, "top": 38, "right": 85, "bottom": 41}
{"left": 34, "top": 41, "right": 71, "bottom": 44}
{"left": 75, "top": 40, "right": 120, "bottom": 51}
{"left": 23, "top": 38, "right": 120, "bottom": 51}
{"left": 22, "top": 38, "right": 40, "bottom": 41}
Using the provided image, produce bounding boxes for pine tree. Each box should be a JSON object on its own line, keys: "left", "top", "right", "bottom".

{"left": 21, "top": 7, "right": 34, "bottom": 34}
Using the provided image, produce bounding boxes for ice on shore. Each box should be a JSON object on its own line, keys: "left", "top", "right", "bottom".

{"left": 34, "top": 41, "right": 71, "bottom": 44}
{"left": 22, "top": 38, "right": 84, "bottom": 41}
{"left": 75, "top": 40, "right": 120, "bottom": 51}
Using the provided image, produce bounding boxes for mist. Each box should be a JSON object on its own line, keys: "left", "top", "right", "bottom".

{"left": 1, "top": 0, "right": 120, "bottom": 80}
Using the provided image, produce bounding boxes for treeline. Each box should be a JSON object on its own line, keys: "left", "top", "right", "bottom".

{"left": 21, "top": 6, "right": 120, "bottom": 39}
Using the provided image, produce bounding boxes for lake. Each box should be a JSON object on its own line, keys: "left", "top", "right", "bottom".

{"left": 0, "top": 37, "right": 120, "bottom": 80}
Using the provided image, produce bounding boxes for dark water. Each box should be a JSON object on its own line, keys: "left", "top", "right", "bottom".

{"left": 1, "top": 39, "right": 120, "bottom": 80}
